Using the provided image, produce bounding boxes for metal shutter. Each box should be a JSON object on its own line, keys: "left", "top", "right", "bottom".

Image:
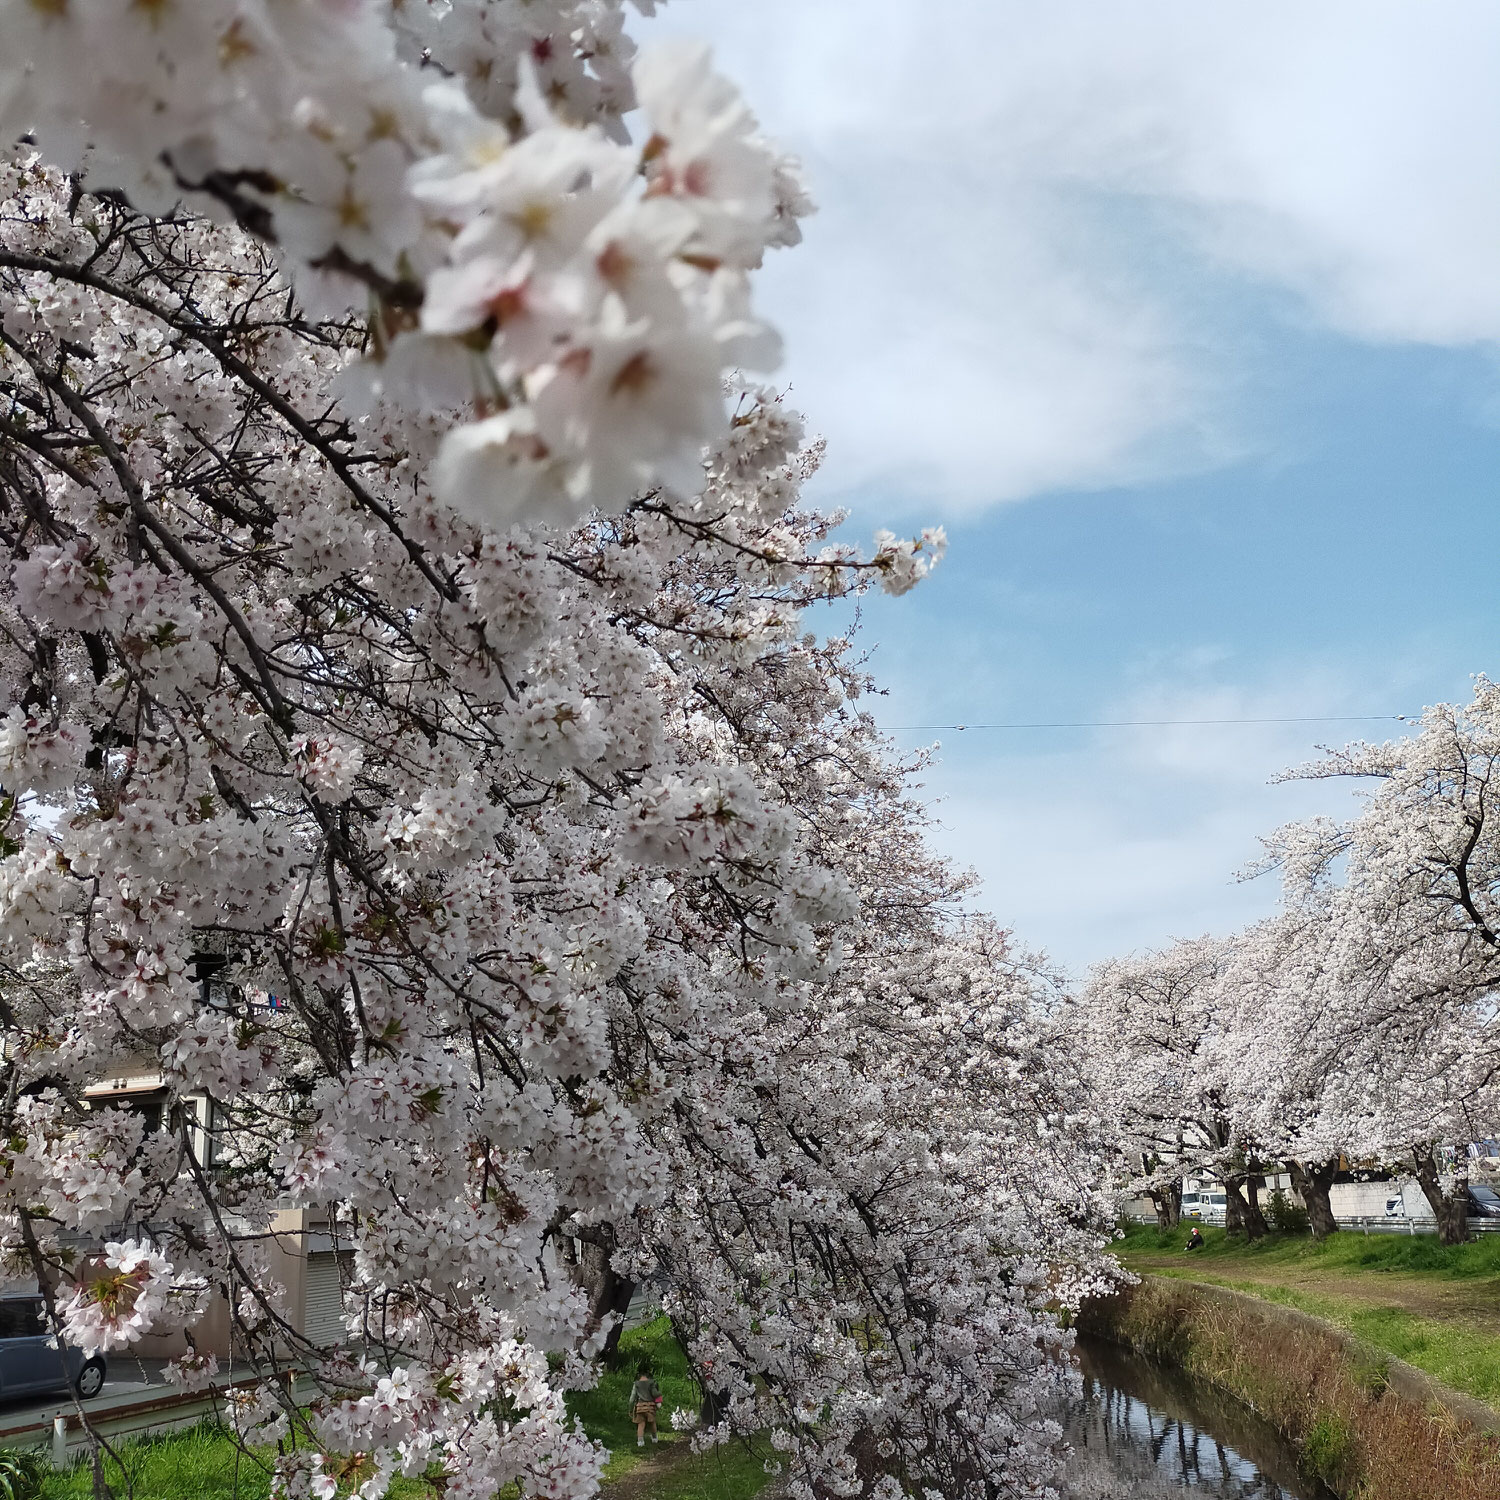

{"left": 303, "top": 1252, "right": 348, "bottom": 1347}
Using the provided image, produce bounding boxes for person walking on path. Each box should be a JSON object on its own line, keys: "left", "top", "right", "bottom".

{"left": 629, "top": 1364, "right": 662, "bottom": 1446}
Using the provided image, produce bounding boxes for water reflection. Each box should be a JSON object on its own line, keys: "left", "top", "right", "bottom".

{"left": 1059, "top": 1338, "right": 1334, "bottom": 1499}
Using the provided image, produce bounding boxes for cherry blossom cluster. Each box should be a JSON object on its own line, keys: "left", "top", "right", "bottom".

{"left": 638, "top": 921, "right": 1118, "bottom": 1498}
{"left": 164, "top": 1348, "right": 221, "bottom": 1393}
{"left": 1, "top": 0, "right": 808, "bottom": 530}
{"left": 60, "top": 1240, "right": 173, "bottom": 1357}
{"left": 0, "top": 152, "right": 1112, "bottom": 1500}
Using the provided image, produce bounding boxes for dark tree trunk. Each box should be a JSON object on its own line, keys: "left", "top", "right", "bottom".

{"left": 1288, "top": 1158, "right": 1340, "bottom": 1239}
{"left": 1223, "top": 1175, "right": 1269, "bottom": 1240}
{"left": 1150, "top": 1180, "right": 1183, "bottom": 1230}
{"left": 1411, "top": 1144, "right": 1469, "bottom": 1246}
{"left": 1245, "top": 1183, "right": 1270, "bottom": 1240}
{"left": 565, "top": 1224, "right": 636, "bottom": 1362}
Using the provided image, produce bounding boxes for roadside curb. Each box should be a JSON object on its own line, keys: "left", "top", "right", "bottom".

{"left": 0, "top": 1370, "right": 309, "bottom": 1462}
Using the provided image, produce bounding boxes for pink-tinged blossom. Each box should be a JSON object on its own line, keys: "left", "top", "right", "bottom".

{"left": 872, "top": 527, "right": 948, "bottom": 597}
{"left": 634, "top": 41, "right": 781, "bottom": 266}
{"left": 290, "top": 734, "right": 367, "bottom": 804}
{"left": 429, "top": 409, "right": 576, "bottom": 527}
{"left": 61, "top": 1242, "right": 173, "bottom": 1357}
{"left": 526, "top": 299, "right": 728, "bottom": 505}
{"left": 0, "top": 709, "right": 85, "bottom": 798}
{"left": 165, "top": 1349, "right": 220, "bottom": 1393}
{"left": 277, "top": 1128, "right": 351, "bottom": 1203}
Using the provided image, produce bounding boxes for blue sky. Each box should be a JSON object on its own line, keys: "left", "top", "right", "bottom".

{"left": 642, "top": 1, "right": 1500, "bottom": 973}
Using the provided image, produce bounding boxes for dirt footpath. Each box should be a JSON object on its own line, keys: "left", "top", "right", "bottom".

{"left": 601, "top": 1439, "right": 788, "bottom": 1500}
{"left": 602, "top": 1440, "right": 693, "bottom": 1500}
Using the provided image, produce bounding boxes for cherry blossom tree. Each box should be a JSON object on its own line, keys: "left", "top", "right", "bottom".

{"left": 1069, "top": 936, "right": 1275, "bottom": 1238}
{"left": 1255, "top": 686, "right": 1500, "bottom": 1243}
{"left": 1210, "top": 910, "right": 1348, "bottom": 1240}
{"left": 1077, "top": 687, "right": 1500, "bottom": 1250}
{"left": 639, "top": 912, "right": 1117, "bottom": 1499}
{"left": 0, "top": 101, "right": 1107, "bottom": 1500}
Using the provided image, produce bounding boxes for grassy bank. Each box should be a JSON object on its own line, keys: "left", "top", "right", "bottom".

{"left": 1143, "top": 1271, "right": 1500, "bottom": 1407}
{"left": 1116, "top": 1223, "right": 1500, "bottom": 1406}
{"left": 37, "top": 1320, "right": 772, "bottom": 1500}
{"left": 1081, "top": 1275, "right": 1500, "bottom": 1500}
{"left": 33, "top": 1423, "right": 435, "bottom": 1500}
{"left": 1118, "top": 1221, "right": 1500, "bottom": 1277}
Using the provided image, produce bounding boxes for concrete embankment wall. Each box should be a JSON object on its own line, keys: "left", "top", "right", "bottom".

{"left": 1077, "top": 1276, "right": 1500, "bottom": 1500}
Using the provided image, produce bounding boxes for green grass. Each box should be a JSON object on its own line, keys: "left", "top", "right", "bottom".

{"left": 1118, "top": 1220, "right": 1500, "bottom": 1277}
{"left": 571, "top": 1318, "right": 773, "bottom": 1499}
{"left": 645, "top": 1443, "right": 773, "bottom": 1500}
{"left": 569, "top": 1316, "right": 704, "bottom": 1482}
{"left": 0, "top": 1448, "right": 47, "bottom": 1500}
{"left": 38, "top": 1422, "right": 276, "bottom": 1500}
{"left": 37, "top": 1321, "right": 772, "bottom": 1500}
{"left": 1300, "top": 1413, "right": 1357, "bottom": 1488}
{"left": 37, "top": 1422, "right": 446, "bottom": 1500}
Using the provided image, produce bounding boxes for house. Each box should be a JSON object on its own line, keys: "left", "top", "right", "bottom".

{"left": 78, "top": 952, "right": 353, "bottom": 1359}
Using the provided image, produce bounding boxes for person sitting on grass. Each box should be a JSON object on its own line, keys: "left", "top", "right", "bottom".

{"left": 629, "top": 1363, "right": 662, "bottom": 1446}
{"left": 1185, "top": 1224, "right": 1205, "bottom": 1252}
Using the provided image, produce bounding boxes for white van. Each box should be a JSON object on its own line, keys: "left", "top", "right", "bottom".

{"left": 1184, "top": 1190, "right": 1227, "bottom": 1226}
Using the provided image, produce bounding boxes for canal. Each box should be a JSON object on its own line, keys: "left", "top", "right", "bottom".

{"left": 1059, "top": 1337, "right": 1336, "bottom": 1499}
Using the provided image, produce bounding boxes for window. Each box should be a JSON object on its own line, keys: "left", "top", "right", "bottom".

{"left": 0, "top": 1300, "right": 45, "bottom": 1339}
{"left": 88, "top": 1088, "right": 166, "bottom": 1136}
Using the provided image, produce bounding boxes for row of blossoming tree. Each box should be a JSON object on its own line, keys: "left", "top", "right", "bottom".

{"left": 0, "top": 5, "right": 1116, "bottom": 1499}
{"left": 1068, "top": 681, "right": 1500, "bottom": 1248}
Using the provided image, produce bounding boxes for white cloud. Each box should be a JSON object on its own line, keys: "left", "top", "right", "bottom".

{"left": 642, "top": 1, "right": 1500, "bottom": 510}
{"left": 880, "top": 665, "right": 1409, "bottom": 973}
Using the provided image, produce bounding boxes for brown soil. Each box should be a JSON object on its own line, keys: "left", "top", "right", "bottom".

{"left": 601, "top": 1436, "right": 693, "bottom": 1499}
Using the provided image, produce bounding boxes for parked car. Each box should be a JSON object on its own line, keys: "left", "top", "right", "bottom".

{"left": 1184, "top": 1191, "right": 1227, "bottom": 1226}
{"left": 0, "top": 1296, "right": 106, "bottom": 1400}
{"left": 1384, "top": 1195, "right": 1405, "bottom": 1217}
{"left": 1467, "top": 1184, "right": 1500, "bottom": 1218}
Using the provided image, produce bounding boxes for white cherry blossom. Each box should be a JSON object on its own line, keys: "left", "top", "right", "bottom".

{"left": 0, "top": 31, "right": 1109, "bottom": 1496}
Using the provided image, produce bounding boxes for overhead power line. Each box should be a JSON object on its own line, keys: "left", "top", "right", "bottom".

{"left": 877, "top": 714, "right": 1408, "bottom": 732}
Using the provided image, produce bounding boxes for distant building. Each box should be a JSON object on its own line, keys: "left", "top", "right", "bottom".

{"left": 76, "top": 951, "right": 354, "bottom": 1359}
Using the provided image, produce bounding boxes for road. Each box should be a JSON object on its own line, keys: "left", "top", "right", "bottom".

{"left": 0, "top": 1356, "right": 168, "bottom": 1433}
{"left": 0, "top": 1356, "right": 272, "bottom": 1457}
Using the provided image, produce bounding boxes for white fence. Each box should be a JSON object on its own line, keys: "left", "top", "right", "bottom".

{"left": 1337, "top": 1213, "right": 1500, "bottom": 1236}
{"left": 1125, "top": 1208, "right": 1500, "bottom": 1235}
